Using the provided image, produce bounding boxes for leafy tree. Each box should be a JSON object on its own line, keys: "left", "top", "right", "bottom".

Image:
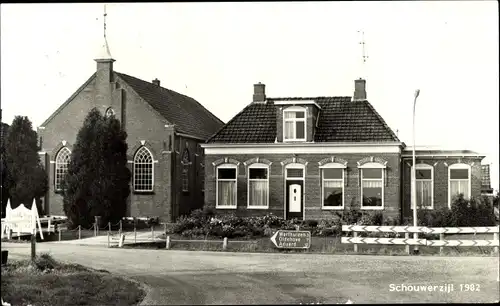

{"left": 1, "top": 123, "right": 10, "bottom": 217}
{"left": 62, "top": 108, "right": 131, "bottom": 228}
{"left": 4, "top": 116, "right": 48, "bottom": 212}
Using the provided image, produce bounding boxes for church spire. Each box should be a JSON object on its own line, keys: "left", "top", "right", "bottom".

{"left": 95, "top": 4, "right": 114, "bottom": 61}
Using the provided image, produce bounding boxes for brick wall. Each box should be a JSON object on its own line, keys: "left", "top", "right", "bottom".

{"left": 401, "top": 157, "right": 484, "bottom": 218}
{"left": 117, "top": 77, "right": 174, "bottom": 221}
{"left": 205, "top": 152, "right": 401, "bottom": 220}
{"left": 174, "top": 136, "right": 205, "bottom": 219}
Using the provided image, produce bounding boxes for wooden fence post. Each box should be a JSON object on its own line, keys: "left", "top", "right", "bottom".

{"left": 31, "top": 231, "right": 36, "bottom": 262}
{"left": 353, "top": 232, "right": 358, "bottom": 253}
{"left": 223, "top": 237, "right": 228, "bottom": 251}
{"left": 108, "top": 222, "right": 111, "bottom": 236}
{"left": 494, "top": 232, "right": 499, "bottom": 254}
{"left": 107, "top": 232, "right": 110, "bottom": 248}
{"left": 78, "top": 225, "right": 81, "bottom": 240}
{"left": 151, "top": 225, "right": 154, "bottom": 241}
{"left": 405, "top": 233, "right": 410, "bottom": 255}
{"left": 119, "top": 220, "right": 122, "bottom": 236}
{"left": 58, "top": 229, "right": 61, "bottom": 241}
{"left": 134, "top": 225, "right": 137, "bottom": 244}
{"left": 164, "top": 223, "right": 167, "bottom": 236}
{"left": 166, "top": 235, "right": 171, "bottom": 250}
{"left": 439, "top": 233, "right": 445, "bottom": 254}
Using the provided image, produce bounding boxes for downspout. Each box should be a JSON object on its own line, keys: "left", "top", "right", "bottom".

{"left": 400, "top": 155, "right": 404, "bottom": 224}
{"left": 313, "top": 108, "right": 321, "bottom": 141}
{"left": 171, "top": 135, "right": 178, "bottom": 222}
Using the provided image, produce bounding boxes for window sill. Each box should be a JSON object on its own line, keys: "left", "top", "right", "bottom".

{"left": 216, "top": 206, "right": 237, "bottom": 210}
{"left": 322, "top": 206, "right": 344, "bottom": 210}
{"left": 247, "top": 206, "right": 269, "bottom": 210}
{"left": 133, "top": 191, "right": 155, "bottom": 195}
{"left": 283, "top": 139, "right": 307, "bottom": 143}
{"left": 360, "top": 206, "right": 384, "bottom": 210}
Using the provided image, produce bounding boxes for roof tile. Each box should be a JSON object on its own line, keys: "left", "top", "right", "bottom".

{"left": 207, "top": 97, "right": 399, "bottom": 143}
{"left": 116, "top": 72, "right": 224, "bottom": 140}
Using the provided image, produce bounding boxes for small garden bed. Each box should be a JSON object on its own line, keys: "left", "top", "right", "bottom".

{"left": 169, "top": 195, "right": 497, "bottom": 242}
{"left": 1, "top": 253, "right": 146, "bottom": 306}
{"left": 124, "top": 195, "right": 497, "bottom": 256}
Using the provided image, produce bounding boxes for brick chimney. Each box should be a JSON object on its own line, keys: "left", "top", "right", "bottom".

{"left": 152, "top": 78, "right": 160, "bottom": 86}
{"left": 353, "top": 78, "right": 367, "bottom": 101}
{"left": 253, "top": 82, "right": 266, "bottom": 102}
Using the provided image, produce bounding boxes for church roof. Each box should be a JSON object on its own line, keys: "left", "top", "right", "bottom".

{"left": 116, "top": 73, "right": 224, "bottom": 139}
{"left": 40, "top": 72, "right": 224, "bottom": 140}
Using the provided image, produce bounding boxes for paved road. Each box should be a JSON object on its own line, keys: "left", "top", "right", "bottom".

{"left": 3, "top": 242, "right": 499, "bottom": 304}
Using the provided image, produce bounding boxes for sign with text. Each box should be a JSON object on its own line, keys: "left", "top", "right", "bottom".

{"left": 270, "top": 230, "right": 311, "bottom": 249}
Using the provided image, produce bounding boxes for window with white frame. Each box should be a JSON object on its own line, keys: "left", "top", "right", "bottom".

{"left": 216, "top": 164, "right": 237, "bottom": 208}
{"left": 247, "top": 163, "right": 269, "bottom": 209}
{"left": 283, "top": 107, "right": 306, "bottom": 141}
{"left": 286, "top": 167, "right": 305, "bottom": 179}
{"left": 360, "top": 163, "right": 384, "bottom": 209}
{"left": 321, "top": 164, "right": 345, "bottom": 209}
{"left": 448, "top": 163, "right": 471, "bottom": 207}
{"left": 411, "top": 164, "right": 434, "bottom": 209}
{"left": 55, "top": 147, "right": 71, "bottom": 191}
{"left": 134, "top": 146, "right": 154, "bottom": 192}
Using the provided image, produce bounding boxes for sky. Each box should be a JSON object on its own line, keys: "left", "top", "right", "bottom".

{"left": 1, "top": 2, "right": 499, "bottom": 190}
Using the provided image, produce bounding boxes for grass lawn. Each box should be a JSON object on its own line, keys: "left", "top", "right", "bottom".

{"left": 1, "top": 253, "right": 146, "bottom": 306}
{"left": 122, "top": 233, "right": 498, "bottom": 256}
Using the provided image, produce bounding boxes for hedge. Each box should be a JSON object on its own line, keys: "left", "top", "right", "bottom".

{"left": 171, "top": 194, "right": 497, "bottom": 239}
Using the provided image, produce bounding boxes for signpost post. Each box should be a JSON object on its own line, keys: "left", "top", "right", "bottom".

{"left": 270, "top": 230, "right": 311, "bottom": 249}
{"left": 31, "top": 228, "right": 36, "bottom": 262}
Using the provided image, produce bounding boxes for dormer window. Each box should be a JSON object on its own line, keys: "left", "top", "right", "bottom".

{"left": 283, "top": 106, "right": 306, "bottom": 142}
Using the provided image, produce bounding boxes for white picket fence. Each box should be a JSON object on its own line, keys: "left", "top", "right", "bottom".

{"left": 341, "top": 225, "right": 500, "bottom": 254}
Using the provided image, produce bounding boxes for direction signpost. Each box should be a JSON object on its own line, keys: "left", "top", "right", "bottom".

{"left": 270, "top": 230, "right": 311, "bottom": 249}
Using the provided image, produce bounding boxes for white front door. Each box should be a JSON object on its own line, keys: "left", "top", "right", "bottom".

{"left": 289, "top": 184, "right": 302, "bottom": 212}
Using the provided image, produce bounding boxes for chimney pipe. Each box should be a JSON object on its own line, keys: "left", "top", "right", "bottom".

{"left": 253, "top": 82, "right": 266, "bottom": 102}
{"left": 152, "top": 78, "right": 160, "bottom": 86}
{"left": 353, "top": 78, "right": 367, "bottom": 101}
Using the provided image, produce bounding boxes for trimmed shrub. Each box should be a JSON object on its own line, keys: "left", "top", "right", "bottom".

{"left": 382, "top": 216, "right": 399, "bottom": 226}
{"left": 408, "top": 194, "right": 496, "bottom": 228}
{"left": 357, "top": 211, "right": 384, "bottom": 226}
{"left": 417, "top": 207, "right": 452, "bottom": 227}
{"left": 314, "top": 219, "right": 342, "bottom": 237}
{"left": 172, "top": 215, "right": 204, "bottom": 235}
{"left": 334, "top": 206, "right": 362, "bottom": 225}
{"left": 305, "top": 219, "right": 319, "bottom": 228}
{"left": 450, "top": 194, "right": 496, "bottom": 227}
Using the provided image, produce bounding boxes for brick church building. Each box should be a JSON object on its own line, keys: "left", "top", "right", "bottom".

{"left": 37, "top": 36, "right": 224, "bottom": 222}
